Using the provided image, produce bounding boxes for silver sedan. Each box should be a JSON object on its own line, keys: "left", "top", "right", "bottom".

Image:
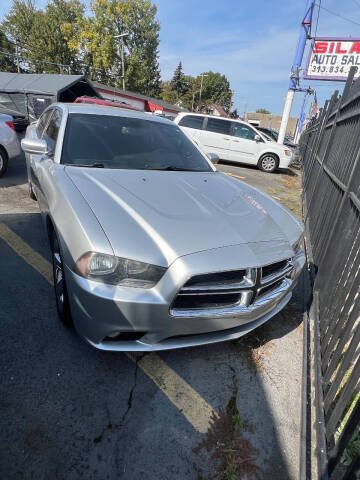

{"left": 21, "top": 103, "right": 305, "bottom": 351}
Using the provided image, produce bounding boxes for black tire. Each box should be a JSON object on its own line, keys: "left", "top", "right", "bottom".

{"left": 258, "top": 153, "right": 279, "bottom": 173}
{"left": 0, "top": 147, "right": 8, "bottom": 177}
{"left": 29, "top": 181, "right": 36, "bottom": 200}
{"left": 51, "top": 230, "right": 72, "bottom": 325}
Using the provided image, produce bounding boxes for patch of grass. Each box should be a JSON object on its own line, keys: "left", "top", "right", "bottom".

{"left": 341, "top": 427, "right": 360, "bottom": 466}
{"left": 224, "top": 466, "right": 236, "bottom": 480}
{"left": 194, "top": 373, "right": 260, "bottom": 479}
{"left": 232, "top": 413, "right": 244, "bottom": 431}
{"left": 335, "top": 389, "right": 360, "bottom": 466}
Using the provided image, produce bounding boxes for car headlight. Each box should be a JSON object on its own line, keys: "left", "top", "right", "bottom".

{"left": 284, "top": 149, "right": 292, "bottom": 157}
{"left": 75, "top": 252, "right": 166, "bottom": 288}
{"left": 292, "top": 234, "right": 304, "bottom": 253}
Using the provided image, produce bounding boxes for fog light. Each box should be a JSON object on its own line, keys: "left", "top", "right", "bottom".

{"left": 107, "top": 331, "right": 121, "bottom": 338}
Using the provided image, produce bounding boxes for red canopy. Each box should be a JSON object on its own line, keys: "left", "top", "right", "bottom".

{"left": 146, "top": 101, "right": 163, "bottom": 112}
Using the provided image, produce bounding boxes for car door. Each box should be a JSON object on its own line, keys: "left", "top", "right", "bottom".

{"left": 201, "top": 117, "right": 233, "bottom": 160}
{"left": 230, "top": 122, "right": 262, "bottom": 165}
{"left": 33, "top": 108, "right": 62, "bottom": 213}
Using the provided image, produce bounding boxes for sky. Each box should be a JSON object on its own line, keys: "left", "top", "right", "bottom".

{"left": 1, "top": 0, "right": 360, "bottom": 117}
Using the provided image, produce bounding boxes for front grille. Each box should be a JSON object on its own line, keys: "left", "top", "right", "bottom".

{"left": 170, "top": 268, "right": 253, "bottom": 315}
{"left": 257, "top": 279, "right": 284, "bottom": 298}
{"left": 260, "top": 259, "right": 293, "bottom": 285}
{"left": 170, "top": 258, "right": 295, "bottom": 318}
{"left": 262, "top": 260, "right": 288, "bottom": 279}
{"left": 184, "top": 270, "right": 246, "bottom": 289}
{"left": 172, "top": 292, "right": 242, "bottom": 310}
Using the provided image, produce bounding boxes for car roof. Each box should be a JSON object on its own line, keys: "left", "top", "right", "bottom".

{"left": 177, "top": 111, "right": 260, "bottom": 128}
{"left": 50, "top": 102, "right": 175, "bottom": 126}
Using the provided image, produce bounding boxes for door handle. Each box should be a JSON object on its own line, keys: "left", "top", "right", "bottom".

{"left": 223, "top": 137, "right": 230, "bottom": 140}
{"left": 233, "top": 140, "right": 239, "bottom": 142}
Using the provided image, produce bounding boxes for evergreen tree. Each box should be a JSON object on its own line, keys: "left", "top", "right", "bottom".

{"left": 170, "top": 61, "right": 187, "bottom": 98}
{"left": 0, "top": 31, "right": 18, "bottom": 72}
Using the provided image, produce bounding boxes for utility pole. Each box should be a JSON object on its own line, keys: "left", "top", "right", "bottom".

{"left": 114, "top": 33, "right": 129, "bottom": 90}
{"left": 278, "top": 0, "right": 315, "bottom": 144}
{"left": 244, "top": 102, "right": 247, "bottom": 121}
{"left": 15, "top": 40, "right": 20, "bottom": 73}
{"left": 191, "top": 90, "right": 196, "bottom": 112}
{"left": 228, "top": 90, "right": 234, "bottom": 117}
{"left": 199, "top": 73, "right": 208, "bottom": 108}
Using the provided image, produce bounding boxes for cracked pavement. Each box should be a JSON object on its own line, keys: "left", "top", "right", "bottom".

{"left": 0, "top": 153, "right": 306, "bottom": 479}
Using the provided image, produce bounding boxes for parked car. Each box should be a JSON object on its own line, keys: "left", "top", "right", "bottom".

{"left": 174, "top": 113, "right": 293, "bottom": 173}
{"left": 0, "top": 106, "right": 29, "bottom": 132}
{"left": 0, "top": 113, "right": 22, "bottom": 177}
{"left": 21, "top": 103, "right": 305, "bottom": 352}
{"left": 256, "top": 127, "right": 297, "bottom": 149}
{"left": 75, "top": 96, "right": 141, "bottom": 112}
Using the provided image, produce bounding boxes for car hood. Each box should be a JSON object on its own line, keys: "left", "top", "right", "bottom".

{"left": 65, "top": 168, "right": 301, "bottom": 267}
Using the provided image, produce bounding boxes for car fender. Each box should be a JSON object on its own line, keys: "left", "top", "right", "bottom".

{"left": 45, "top": 166, "right": 114, "bottom": 270}
{"left": 256, "top": 145, "right": 284, "bottom": 162}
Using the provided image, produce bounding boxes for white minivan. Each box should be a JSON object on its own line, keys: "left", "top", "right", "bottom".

{"left": 174, "top": 113, "right": 292, "bottom": 173}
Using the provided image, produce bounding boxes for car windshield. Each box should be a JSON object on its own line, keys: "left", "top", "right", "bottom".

{"left": 61, "top": 113, "right": 213, "bottom": 171}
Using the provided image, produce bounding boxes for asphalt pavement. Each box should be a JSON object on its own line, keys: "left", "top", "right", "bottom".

{"left": 0, "top": 153, "right": 306, "bottom": 480}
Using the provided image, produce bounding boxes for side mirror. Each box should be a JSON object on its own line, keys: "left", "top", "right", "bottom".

{"left": 254, "top": 134, "right": 261, "bottom": 142}
{"left": 21, "top": 138, "right": 53, "bottom": 156}
{"left": 207, "top": 152, "right": 220, "bottom": 164}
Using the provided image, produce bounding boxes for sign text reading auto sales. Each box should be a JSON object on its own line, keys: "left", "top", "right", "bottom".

{"left": 304, "top": 38, "right": 360, "bottom": 81}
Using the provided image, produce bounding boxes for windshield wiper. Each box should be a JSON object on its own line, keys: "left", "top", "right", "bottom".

{"left": 147, "top": 166, "right": 193, "bottom": 171}
{"left": 68, "top": 163, "right": 105, "bottom": 168}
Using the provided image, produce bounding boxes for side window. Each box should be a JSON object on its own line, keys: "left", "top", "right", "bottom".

{"left": 36, "top": 109, "right": 52, "bottom": 137}
{"left": 43, "top": 109, "right": 62, "bottom": 152}
{"left": 178, "top": 115, "right": 204, "bottom": 129}
{"left": 206, "top": 117, "right": 232, "bottom": 135}
{"left": 232, "top": 123, "right": 256, "bottom": 140}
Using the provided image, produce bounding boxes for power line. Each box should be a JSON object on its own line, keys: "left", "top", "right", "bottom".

{"left": 0, "top": 47, "right": 118, "bottom": 79}
{"left": 315, "top": 3, "right": 360, "bottom": 27}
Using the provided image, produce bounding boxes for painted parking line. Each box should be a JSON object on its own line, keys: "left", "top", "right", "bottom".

{"left": 128, "top": 352, "right": 216, "bottom": 433}
{"left": 0, "top": 221, "right": 217, "bottom": 433}
{"left": 224, "top": 172, "right": 246, "bottom": 180}
{"left": 0, "top": 222, "right": 53, "bottom": 285}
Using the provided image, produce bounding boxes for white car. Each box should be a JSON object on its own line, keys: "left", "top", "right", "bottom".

{"left": 174, "top": 113, "right": 292, "bottom": 173}
{"left": 0, "top": 113, "right": 22, "bottom": 177}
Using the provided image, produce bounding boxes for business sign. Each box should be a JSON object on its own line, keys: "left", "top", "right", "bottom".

{"left": 304, "top": 37, "right": 360, "bottom": 81}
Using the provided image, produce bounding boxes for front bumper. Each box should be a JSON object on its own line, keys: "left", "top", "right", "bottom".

{"left": 279, "top": 154, "right": 292, "bottom": 169}
{"left": 65, "top": 242, "right": 305, "bottom": 351}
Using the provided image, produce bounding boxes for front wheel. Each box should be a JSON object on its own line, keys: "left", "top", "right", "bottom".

{"left": 51, "top": 231, "right": 72, "bottom": 325}
{"left": 0, "top": 147, "right": 8, "bottom": 177}
{"left": 258, "top": 154, "right": 279, "bottom": 173}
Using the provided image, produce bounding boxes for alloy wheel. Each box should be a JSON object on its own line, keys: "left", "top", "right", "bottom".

{"left": 261, "top": 156, "right": 276, "bottom": 171}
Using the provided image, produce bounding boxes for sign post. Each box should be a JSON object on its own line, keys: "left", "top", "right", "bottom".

{"left": 278, "top": 0, "right": 315, "bottom": 145}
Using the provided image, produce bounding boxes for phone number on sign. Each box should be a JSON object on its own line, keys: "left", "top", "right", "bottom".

{"left": 310, "top": 65, "right": 359, "bottom": 75}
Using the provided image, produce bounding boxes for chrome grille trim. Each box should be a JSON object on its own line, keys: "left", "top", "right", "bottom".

{"left": 180, "top": 276, "right": 255, "bottom": 293}
{"left": 170, "top": 290, "right": 253, "bottom": 318}
{"left": 170, "top": 259, "right": 295, "bottom": 318}
{"left": 260, "top": 260, "right": 294, "bottom": 286}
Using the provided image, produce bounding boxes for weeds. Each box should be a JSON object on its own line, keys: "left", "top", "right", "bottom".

{"left": 194, "top": 373, "right": 260, "bottom": 479}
